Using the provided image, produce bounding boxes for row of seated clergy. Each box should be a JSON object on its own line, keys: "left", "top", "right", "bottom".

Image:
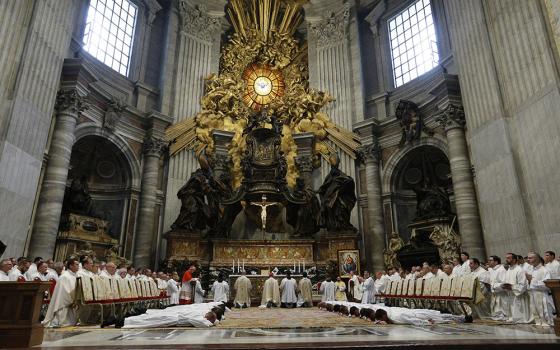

{"left": 379, "top": 274, "right": 484, "bottom": 317}
{"left": 75, "top": 275, "right": 167, "bottom": 325}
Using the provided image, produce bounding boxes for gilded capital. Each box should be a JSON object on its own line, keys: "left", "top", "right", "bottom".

{"left": 143, "top": 136, "right": 167, "bottom": 157}
{"left": 436, "top": 104, "right": 466, "bottom": 131}
{"left": 358, "top": 142, "right": 381, "bottom": 163}
{"left": 295, "top": 155, "right": 314, "bottom": 173}
{"left": 178, "top": 2, "right": 221, "bottom": 41}
{"left": 55, "top": 89, "right": 88, "bottom": 114}
{"left": 309, "top": 4, "right": 350, "bottom": 47}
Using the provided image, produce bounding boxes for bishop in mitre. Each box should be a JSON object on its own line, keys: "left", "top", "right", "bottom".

{"left": 261, "top": 273, "right": 280, "bottom": 308}
{"left": 43, "top": 259, "right": 80, "bottom": 327}
{"left": 280, "top": 271, "right": 298, "bottom": 308}
{"left": 297, "top": 271, "right": 313, "bottom": 307}
{"left": 234, "top": 270, "right": 252, "bottom": 308}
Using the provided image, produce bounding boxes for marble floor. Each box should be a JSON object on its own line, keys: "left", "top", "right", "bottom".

{"left": 36, "top": 323, "right": 560, "bottom": 349}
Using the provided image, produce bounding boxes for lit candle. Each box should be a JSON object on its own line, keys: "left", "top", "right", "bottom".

{"left": 293, "top": 260, "right": 296, "bottom": 272}
{"left": 303, "top": 260, "right": 305, "bottom": 271}
{"left": 242, "top": 259, "right": 245, "bottom": 271}
{"left": 237, "top": 259, "right": 240, "bottom": 273}
{"left": 232, "top": 259, "right": 235, "bottom": 271}
{"left": 298, "top": 260, "right": 300, "bottom": 273}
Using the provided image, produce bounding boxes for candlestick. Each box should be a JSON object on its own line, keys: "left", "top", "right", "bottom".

{"left": 237, "top": 259, "right": 240, "bottom": 273}
{"left": 242, "top": 259, "right": 245, "bottom": 271}
{"left": 298, "top": 260, "right": 300, "bottom": 273}
{"left": 232, "top": 259, "right": 235, "bottom": 272}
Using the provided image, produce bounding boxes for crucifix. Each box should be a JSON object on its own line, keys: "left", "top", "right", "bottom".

{"left": 250, "top": 194, "right": 278, "bottom": 239}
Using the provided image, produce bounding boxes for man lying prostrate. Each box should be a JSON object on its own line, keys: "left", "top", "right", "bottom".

{"left": 322, "top": 301, "right": 469, "bottom": 325}
{"left": 123, "top": 302, "right": 226, "bottom": 328}
{"left": 373, "top": 308, "right": 468, "bottom": 326}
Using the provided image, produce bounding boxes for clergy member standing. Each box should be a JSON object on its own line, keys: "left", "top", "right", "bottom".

{"left": 526, "top": 252, "right": 555, "bottom": 326}
{"left": 193, "top": 272, "right": 206, "bottom": 304}
{"left": 297, "top": 271, "right": 313, "bottom": 307}
{"left": 234, "top": 270, "right": 252, "bottom": 308}
{"left": 320, "top": 277, "right": 335, "bottom": 301}
{"left": 280, "top": 271, "right": 298, "bottom": 308}
{"left": 488, "top": 256, "right": 509, "bottom": 321}
{"left": 349, "top": 271, "right": 363, "bottom": 302}
{"left": 211, "top": 274, "right": 229, "bottom": 302}
{"left": 179, "top": 265, "right": 196, "bottom": 304}
{"left": 261, "top": 273, "right": 281, "bottom": 308}
{"left": 544, "top": 251, "right": 560, "bottom": 279}
{"left": 503, "top": 253, "right": 532, "bottom": 323}
{"left": 362, "top": 271, "right": 376, "bottom": 304}
{"left": 43, "top": 259, "right": 80, "bottom": 327}
{"left": 167, "top": 274, "right": 180, "bottom": 305}
{"left": 335, "top": 277, "right": 347, "bottom": 301}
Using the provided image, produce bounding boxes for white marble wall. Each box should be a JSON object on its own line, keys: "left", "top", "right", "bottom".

{"left": 0, "top": 0, "right": 77, "bottom": 257}
{"left": 446, "top": 0, "right": 560, "bottom": 256}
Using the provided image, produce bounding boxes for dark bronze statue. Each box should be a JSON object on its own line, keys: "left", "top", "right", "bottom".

{"left": 63, "top": 175, "right": 95, "bottom": 216}
{"left": 171, "top": 167, "right": 213, "bottom": 232}
{"left": 287, "top": 178, "right": 321, "bottom": 237}
{"left": 317, "top": 154, "right": 357, "bottom": 232}
{"left": 412, "top": 183, "right": 453, "bottom": 220}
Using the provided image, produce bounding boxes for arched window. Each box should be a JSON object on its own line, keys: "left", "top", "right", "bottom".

{"left": 388, "top": 0, "right": 439, "bottom": 87}
{"left": 83, "top": 0, "right": 138, "bottom": 76}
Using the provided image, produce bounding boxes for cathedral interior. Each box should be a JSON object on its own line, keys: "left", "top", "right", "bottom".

{"left": 1, "top": 0, "right": 560, "bottom": 348}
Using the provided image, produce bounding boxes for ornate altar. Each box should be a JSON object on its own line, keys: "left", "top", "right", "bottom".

{"left": 164, "top": 0, "right": 362, "bottom": 271}
{"left": 54, "top": 213, "right": 118, "bottom": 262}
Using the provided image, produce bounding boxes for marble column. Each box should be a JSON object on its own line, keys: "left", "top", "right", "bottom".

{"left": 29, "top": 90, "right": 87, "bottom": 258}
{"left": 134, "top": 136, "right": 166, "bottom": 267}
{"left": 359, "top": 142, "right": 385, "bottom": 272}
{"left": 437, "top": 105, "right": 486, "bottom": 260}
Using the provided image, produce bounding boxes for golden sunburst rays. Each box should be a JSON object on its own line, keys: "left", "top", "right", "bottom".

{"left": 227, "top": 0, "right": 305, "bottom": 40}
{"left": 242, "top": 63, "right": 285, "bottom": 110}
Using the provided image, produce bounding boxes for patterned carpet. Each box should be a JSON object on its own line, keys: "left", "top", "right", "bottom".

{"left": 217, "top": 307, "right": 372, "bottom": 329}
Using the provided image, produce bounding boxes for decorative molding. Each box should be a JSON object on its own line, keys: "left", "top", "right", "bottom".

{"left": 178, "top": 2, "right": 221, "bottom": 41}
{"left": 143, "top": 0, "right": 163, "bottom": 25}
{"left": 55, "top": 90, "right": 88, "bottom": 114}
{"left": 295, "top": 155, "right": 314, "bottom": 173}
{"left": 364, "top": 0, "right": 387, "bottom": 36}
{"left": 143, "top": 136, "right": 167, "bottom": 156}
{"left": 436, "top": 104, "right": 466, "bottom": 131}
{"left": 103, "top": 97, "right": 127, "bottom": 131}
{"left": 309, "top": 4, "right": 351, "bottom": 47}
{"left": 358, "top": 142, "right": 381, "bottom": 163}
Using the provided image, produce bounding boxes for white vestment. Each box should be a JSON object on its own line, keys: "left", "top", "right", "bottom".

{"left": 461, "top": 260, "right": 470, "bottom": 275}
{"left": 504, "top": 265, "right": 532, "bottom": 323}
{"left": 376, "top": 305, "right": 464, "bottom": 325}
{"left": 361, "top": 277, "right": 375, "bottom": 304}
{"left": 350, "top": 275, "right": 363, "bottom": 301}
{"left": 320, "top": 280, "right": 336, "bottom": 301}
{"left": 389, "top": 272, "right": 402, "bottom": 281}
{"left": 0, "top": 270, "right": 9, "bottom": 281}
{"left": 451, "top": 265, "right": 463, "bottom": 277}
{"left": 167, "top": 279, "right": 180, "bottom": 304}
{"left": 422, "top": 272, "right": 435, "bottom": 280}
{"left": 374, "top": 275, "right": 389, "bottom": 293}
{"left": 211, "top": 281, "right": 229, "bottom": 302}
{"left": 489, "top": 264, "right": 509, "bottom": 320}
{"left": 24, "top": 263, "right": 37, "bottom": 281}
{"left": 8, "top": 266, "right": 25, "bottom": 281}
{"left": 528, "top": 264, "right": 555, "bottom": 326}
{"left": 46, "top": 268, "right": 59, "bottom": 281}
{"left": 43, "top": 270, "right": 77, "bottom": 327}
{"left": 234, "top": 275, "right": 252, "bottom": 307}
{"left": 297, "top": 277, "right": 313, "bottom": 307}
{"left": 280, "top": 277, "right": 298, "bottom": 304}
{"left": 261, "top": 277, "right": 281, "bottom": 306}
{"left": 194, "top": 280, "right": 205, "bottom": 304}
{"left": 545, "top": 259, "right": 560, "bottom": 279}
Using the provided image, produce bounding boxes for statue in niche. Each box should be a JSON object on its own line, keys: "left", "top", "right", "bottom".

{"left": 63, "top": 175, "right": 96, "bottom": 217}
{"left": 396, "top": 100, "right": 427, "bottom": 145}
{"left": 383, "top": 232, "right": 405, "bottom": 268}
{"left": 171, "top": 152, "right": 214, "bottom": 233}
{"left": 103, "top": 98, "right": 126, "bottom": 131}
{"left": 286, "top": 178, "right": 321, "bottom": 237}
{"left": 317, "top": 153, "right": 357, "bottom": 233}
{"left": 412, "top": 180, "right": 453, "bottom": 220}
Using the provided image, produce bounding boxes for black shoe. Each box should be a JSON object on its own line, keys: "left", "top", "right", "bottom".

{"left": 242, "top": 304, "right": 247, "bottom": 309}
{"left": 464, "top": 315, "right": 473, "bottom": 323}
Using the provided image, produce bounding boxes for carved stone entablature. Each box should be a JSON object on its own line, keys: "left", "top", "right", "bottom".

{"left": 436, "top": 104, "right": 466, "bottom": 131}
{"left": 309, "top": 4, "right": 350, "bottom": 47}
{"left": 55, "top": 89, "right": 88, "bottom": 115}
{"left": 103, "top": 97, "right": 126, "bottom": 131}
{"left": 143, "top": 136, "right": 166, "bottom": 157}
{"left": 357, "top": 142, "right": 381, "bottom": 164}
{"left": 178, "top": 2, "right": 221, "bottom": 41}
